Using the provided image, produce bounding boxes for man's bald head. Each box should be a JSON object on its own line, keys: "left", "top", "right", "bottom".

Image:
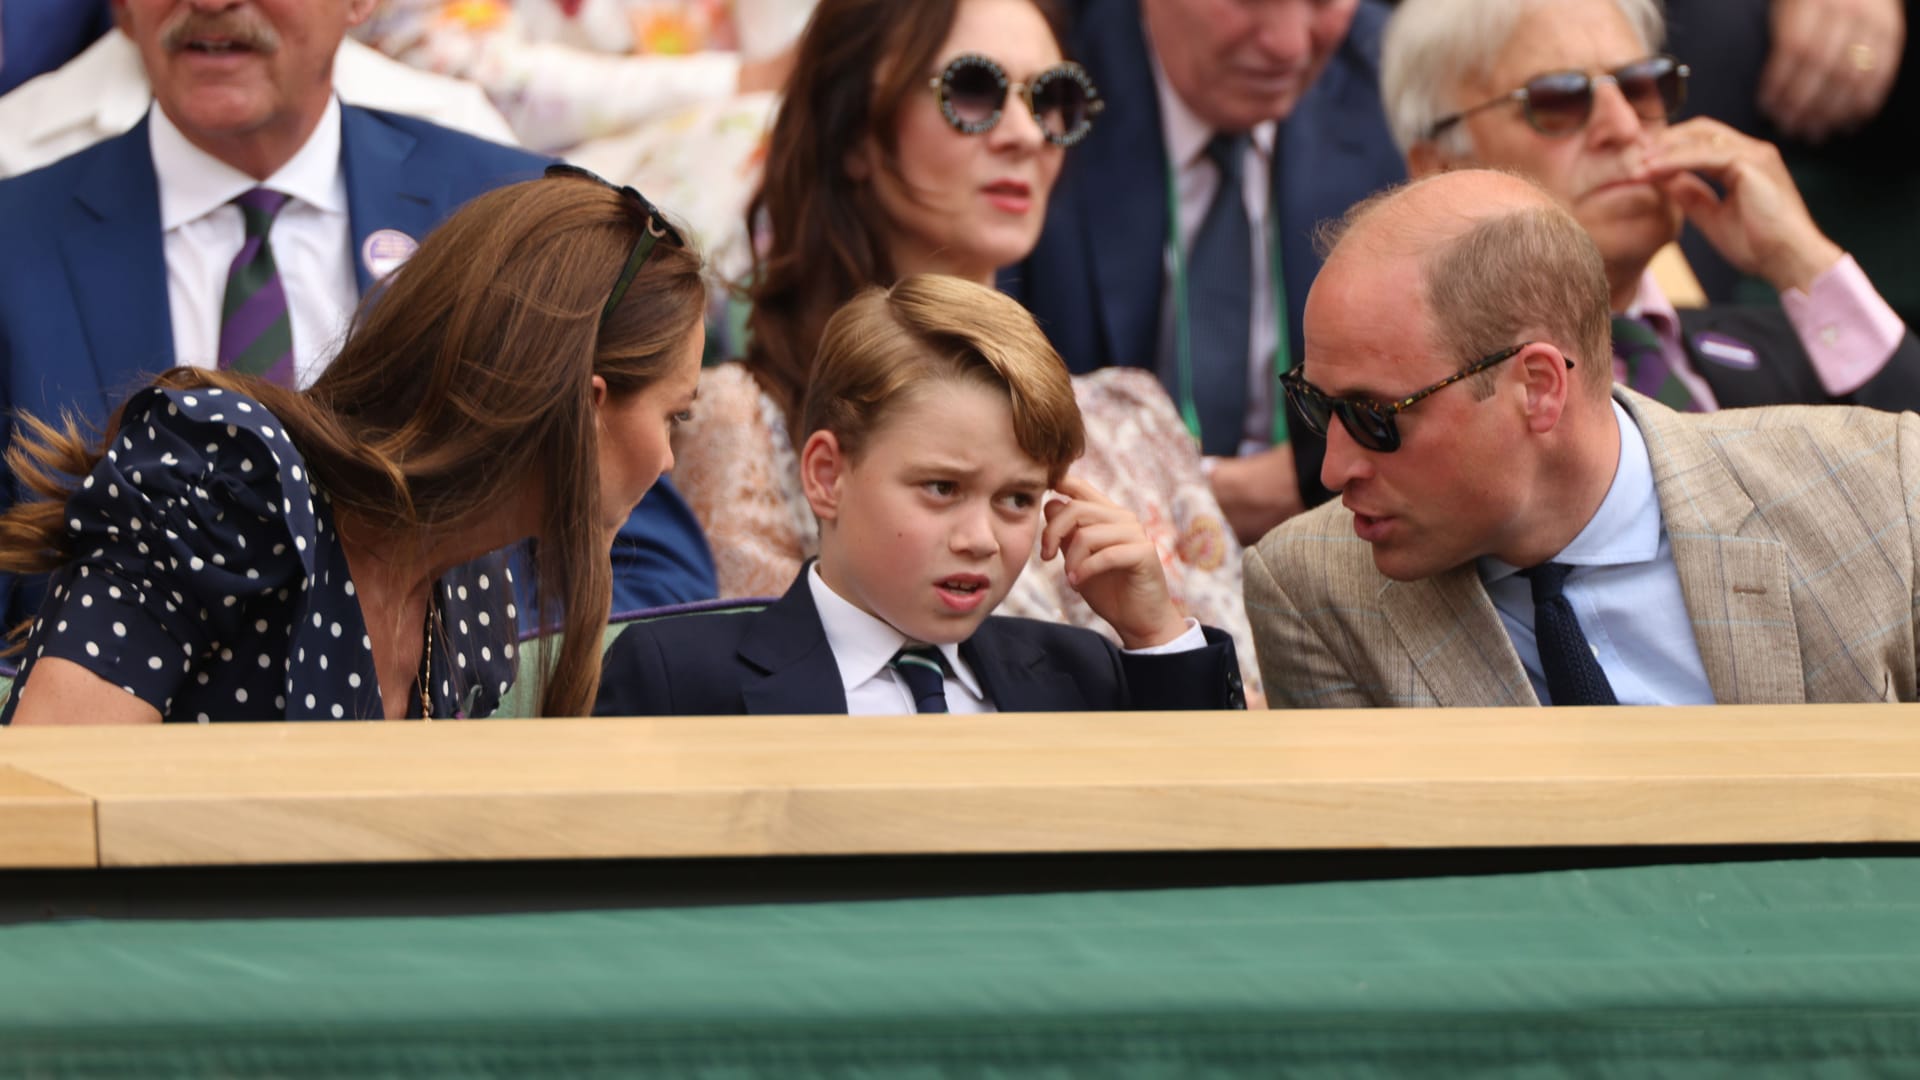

{"left": 1318, "top": 169, "right": 1613, "bottom": 396}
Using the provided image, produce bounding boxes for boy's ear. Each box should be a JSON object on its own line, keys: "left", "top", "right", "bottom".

{"left": 800, "top": 430, "right": 847, "bottom": 522}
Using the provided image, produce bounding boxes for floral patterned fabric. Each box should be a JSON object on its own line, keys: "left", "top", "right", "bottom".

{"left": 672, "top": 362, "right": 1265, "bottom": 705}
{"left": 355, "top": 0, "right": 783, "bottom": 276}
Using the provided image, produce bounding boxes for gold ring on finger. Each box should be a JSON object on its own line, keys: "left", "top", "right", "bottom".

{"left": 1849, "top": 42, "right": 1876, "bottom": 74}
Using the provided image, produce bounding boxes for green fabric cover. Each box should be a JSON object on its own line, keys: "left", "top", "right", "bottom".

{"left": 6, "top": 858, "right": 1920, "bottom": 1076}
{"left": 495, "top": 600, "right": 769, "bottom": 719}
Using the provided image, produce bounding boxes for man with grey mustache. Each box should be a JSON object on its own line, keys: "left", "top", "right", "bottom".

{"left": 0, "top": 0, "right": 718, "bottom": 631}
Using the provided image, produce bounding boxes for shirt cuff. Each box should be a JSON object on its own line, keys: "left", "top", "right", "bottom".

{"left": 1779, "top": 254, "right": 1907, "bottom": 397}
{"left": 1122, "top": 617, "right": 1206, "bottom": 656}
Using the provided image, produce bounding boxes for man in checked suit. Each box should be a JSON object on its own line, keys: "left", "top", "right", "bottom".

{"left": 1244, "top": 169, "right": 1919, "bottom": 707}
{"left": 0, "top": 0, "right": 715, "bottom": 630}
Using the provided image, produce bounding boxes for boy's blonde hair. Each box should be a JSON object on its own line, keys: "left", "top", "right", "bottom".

{"left": 801, "top": 275, "right": 1085, "bottom": 484}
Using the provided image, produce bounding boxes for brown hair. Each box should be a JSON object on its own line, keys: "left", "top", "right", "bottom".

{"left": 1315, "top": 173, "right": 1612, "bottom": 397}
{"left": 743, "top": 0, "right": 1063, "bottom": 438}
{"left": 801, "top": 274, "right": 1084, "bottom": 483}
{"left": 1422, "top": 203, "right": 1613, "bottom": 398}
{"left": 1, "top": 174, "right": 706, "bottom": 717}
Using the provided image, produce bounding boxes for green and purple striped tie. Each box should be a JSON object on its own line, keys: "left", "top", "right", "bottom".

{"left": 1610, "top": 313, "right": 1698, "bottom": 412}
{"left": 218, "top": 187, "right": 295, "bottom": 386}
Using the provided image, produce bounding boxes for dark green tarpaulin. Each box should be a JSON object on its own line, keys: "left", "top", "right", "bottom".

{"left": 5, "top": 857, "right": 1920, "bottom": 1076}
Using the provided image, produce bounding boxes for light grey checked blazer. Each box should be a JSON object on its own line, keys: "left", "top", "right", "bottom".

{"left": 1245, "top": 390, "right": 1920, "bottom": 707}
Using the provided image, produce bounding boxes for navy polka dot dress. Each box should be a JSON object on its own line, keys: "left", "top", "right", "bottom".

{"left": 0, "top": 387, "right": 519, "bottom": 723}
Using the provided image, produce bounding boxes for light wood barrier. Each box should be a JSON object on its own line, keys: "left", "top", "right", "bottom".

{"left": 4, "top": 705, "right": 1920, "bottom": 868}
{"left": 0, "top": 765, "right": 95, "bottom": 868}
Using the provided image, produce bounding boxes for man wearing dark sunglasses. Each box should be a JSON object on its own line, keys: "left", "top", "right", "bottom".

{"left": 1378, "top": 0, "right": 1920, "bottom": 420}
{"left": 1245, "top": 170, "right": 1920, "bottom": 709}
{"left": 1003, "top": 0, "right": 1405, "bottom": 546}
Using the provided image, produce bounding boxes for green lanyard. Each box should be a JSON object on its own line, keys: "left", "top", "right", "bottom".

{"left": 1163, "top": 158, "right": 1292, "bottom": 448}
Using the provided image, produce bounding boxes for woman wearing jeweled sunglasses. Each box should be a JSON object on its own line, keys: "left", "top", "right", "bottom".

{"left": 669, "top": 0, "right": 1266, "bottom": 703}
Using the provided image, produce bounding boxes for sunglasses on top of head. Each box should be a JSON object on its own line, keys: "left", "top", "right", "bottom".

{"left": 544, "top": 163, "right": 686, "bottom": 323}
{"left": 928, "top": 52, "right": 1105, "bottom": 147}
{"left": 1425, "top": 54, "right": 1689, "bottom": 140}
{"left": 1280, "top": 344, "right": 1574, "bottom": 453}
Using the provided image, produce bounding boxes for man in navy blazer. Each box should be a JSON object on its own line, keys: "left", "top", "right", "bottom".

{"left": 1004, "top": 0, "right": 1406, "bottom": 542}
{"left": 0, "top": 0, "right": 714, "bottom": 628}
{"left": 594, "top": 565, "right": 1246, "bottom": 716}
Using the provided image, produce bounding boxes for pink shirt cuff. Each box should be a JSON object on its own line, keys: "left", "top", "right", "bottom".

{"left": 1780, "top": 254, "right": 1907, "bottom": 397}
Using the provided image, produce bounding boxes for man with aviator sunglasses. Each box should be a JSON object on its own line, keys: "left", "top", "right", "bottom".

{"left": 1245, "top": 170, "right": 1920, "bottom": 709}
{"left": 1379, "top": 0, "right": 1920, "bottom": 417}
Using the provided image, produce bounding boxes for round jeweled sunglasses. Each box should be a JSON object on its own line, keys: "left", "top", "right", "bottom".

{"left": 927, "top": 52, "right": 1105, "bottom": 147}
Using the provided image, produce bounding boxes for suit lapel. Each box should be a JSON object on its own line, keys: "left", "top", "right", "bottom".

{"left": 1073, "top": 4, "right": 1170, "bottom": 369}
{"left": 338, "top": 106, "right": 438, "bottom": 294}
{"left": 735, "top": 577, "right": 850, "bottom": 715}
{"left": 1273, "top": 59, "right": 1371, "bottom": 367}
{"left": 1675, "top": 307, "right": 1822, "bottom": 408}
{"left": 64, "top": 118, "right": 176, "bottom": 412}
{"left": 1379, "top": 571, "right": 1537, "bottom": 706}
{"left": 1621, "top": 390, "right": 1805, "bottom": 703}
{"left": 960, "top": 623, "right": 1083, "bottom": 711}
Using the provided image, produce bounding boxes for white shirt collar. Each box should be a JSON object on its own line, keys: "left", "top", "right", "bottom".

{"left": 806, "top": 563, "right": 985, "bottom": 700}
{"left": 150, "top": 95, "right": 347, "bottom": 232}
{"left": 1146, "top": 38, "right": 1277, "bottom": 171}
{"left": 1480, "top": 398, "right": 1662, "bottom": 584}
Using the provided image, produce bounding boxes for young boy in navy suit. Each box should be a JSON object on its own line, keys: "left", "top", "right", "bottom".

{"left": 594, "top": 275, "right": 1245, "bottom": 716}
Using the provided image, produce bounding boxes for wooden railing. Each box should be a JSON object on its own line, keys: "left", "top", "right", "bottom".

{"left": 6, "top": 704, "right": 1920, "bottom": 869}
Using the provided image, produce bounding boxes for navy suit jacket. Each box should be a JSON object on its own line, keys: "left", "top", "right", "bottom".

{"left": 1675, "top": 305, "right": 1920, "bottom": 412}
{"left": 0, "top": 106, "right": 714, "bottom": 626}
{"left": 1002, "top": 0, "right": 1405, "bottom": 505}
{"left": 0, "top": 0, "right": 111, "bottom": 95}
{"left": 594, "top": 568, "right": 1247, "bottom": 716}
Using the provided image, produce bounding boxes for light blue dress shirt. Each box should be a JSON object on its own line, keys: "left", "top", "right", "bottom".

{"left": 1477, "top": 401, "right": 1715, "bottom": 705}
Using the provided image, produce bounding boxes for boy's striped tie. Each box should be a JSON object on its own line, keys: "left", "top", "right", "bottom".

{"left": 889, "top": 645, "right": 950, "bottom": 714}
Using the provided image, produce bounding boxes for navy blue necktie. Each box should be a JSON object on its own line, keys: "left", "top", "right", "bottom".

{"left": 1520, "top": 563, "right": 1618, "bottom": 706}
{"left": 889, "top": 645, "right": 950, "bottom": 714}
{"left": 1180, "top": 132, "right": 1253, "bottom": 457}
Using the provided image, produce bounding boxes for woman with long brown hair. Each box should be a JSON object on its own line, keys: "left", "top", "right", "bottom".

{"left": 0, "top": 167, "right": 705, "bottom": 724}
{"left": 671, "top": 0, "right": 1263, "bottom": 701}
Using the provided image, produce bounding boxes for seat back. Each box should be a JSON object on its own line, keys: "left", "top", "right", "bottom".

{"left": 492, "top": 597, "right": 775, "bottom": 719}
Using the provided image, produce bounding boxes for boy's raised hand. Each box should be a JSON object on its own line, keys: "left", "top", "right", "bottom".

{"left": 1040, "top": 476, "right": 1189, "bottom": 650}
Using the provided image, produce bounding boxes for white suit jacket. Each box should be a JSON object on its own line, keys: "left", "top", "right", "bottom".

{"left": 0, "top": 32, "right": 516, "bottom": 178}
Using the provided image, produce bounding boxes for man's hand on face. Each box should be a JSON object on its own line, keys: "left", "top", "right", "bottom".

{"left": 1640, "top": 118, "right": 1844, "bottom": 294}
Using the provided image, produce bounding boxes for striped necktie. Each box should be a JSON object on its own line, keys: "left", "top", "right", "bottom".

{"left": 1610, "top": 314, "right": 1697, "bottom": 411}
{"left": 889, "top": 645, "right": 950, "bottom": 714}
{"left": 218, "top": 187, "right": 296, "bottom": 386}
